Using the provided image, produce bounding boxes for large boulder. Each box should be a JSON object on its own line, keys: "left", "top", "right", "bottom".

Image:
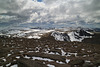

{"left": 69, "top": 59, "right": 85, "bottom": 67}
{"left": 17, "top": 58, "right": 47, "bottom": 67}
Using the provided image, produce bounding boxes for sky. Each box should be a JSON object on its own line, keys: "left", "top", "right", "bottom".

{"left": 37, "top": 0, "right": 42, "bottom": 2}
{"left": 0, "top": 0, "right": 100, "bottom": 30}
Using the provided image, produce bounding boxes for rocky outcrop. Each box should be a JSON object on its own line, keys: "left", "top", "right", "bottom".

{"left": 51, "top": 31, "right": 70, "bottom": 41}
{"left": 51, "top": 29, "right": 94, "bottom": 42}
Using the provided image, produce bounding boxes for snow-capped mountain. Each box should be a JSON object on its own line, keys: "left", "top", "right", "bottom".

{"left": 0, "top": 28, "right": 54, "bottom": 39}
{"left": 0, "top": 28, "right": 94, "bottom": 42}
{"left": 67, "top": 29, "right": 94, "bottom": 42}
{"left": 51, "top": 31, "right": 70, "bottom": 41}
{"left": 51, "top": 29, "right": 94, "bottom": 42}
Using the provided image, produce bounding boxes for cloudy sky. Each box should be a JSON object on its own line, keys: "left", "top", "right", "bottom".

{"left": 0, "top": 0, "right": 100, "bottom": 30}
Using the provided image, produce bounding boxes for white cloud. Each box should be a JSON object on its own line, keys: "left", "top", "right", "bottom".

{"left": 0, "top": 0, "right": 28, "bottom": 12}
{"left": 0, "top": 0, "right": 100, "bottom": 29}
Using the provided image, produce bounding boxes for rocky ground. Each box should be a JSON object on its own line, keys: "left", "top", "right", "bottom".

{"left": 0, "top": 32, "right": 100, "bottom": 67}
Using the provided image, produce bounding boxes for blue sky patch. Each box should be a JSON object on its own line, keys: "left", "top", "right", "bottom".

{"left": 37, "top": 0, "right": 42, "bottom": 2}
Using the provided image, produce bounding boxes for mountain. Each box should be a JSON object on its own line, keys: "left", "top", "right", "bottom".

{"left": 0, "top": 27, "right": 94, "bottom": 42}
{"left": 51, "top": 29, "right": 94, "bottom": 42}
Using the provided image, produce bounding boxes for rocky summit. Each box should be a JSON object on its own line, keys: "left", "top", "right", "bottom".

{"left": 0, "top": 28, "right": 100, "bottom": 67}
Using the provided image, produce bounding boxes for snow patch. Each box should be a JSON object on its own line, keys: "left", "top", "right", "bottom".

{"left": 61, "top": 49, "right": 66, "bottom": 56}
{"left": 7, "top": 54, "right": 11, "bottom": 57}
{"left": 16, "top": 56, "right": 20, "bottom": 59}
{"left": 6, "top": 63, "right": 11, "bottom": 66}
{"left": 47, "top": 64, "right": 55, "bottom": 67}
{"left": 67, "top": 52, "right": 77, "bottom": 57}
{"left": 11, "top": 64, "right": 18, "bottom": 67}
{"left": 24, "top": 55, "right": 30, "bottom": 59}
{"left": 32, "top": 57, "right": 54, "bottom": 62}
{"left": 66, "top": 59, "right": 70, "bottom": 63}
{"left": 56, "top": 61, "right": 65, "bottom": 64}
{"left": 27, "top": 36, "right": 41, "bottom": 39}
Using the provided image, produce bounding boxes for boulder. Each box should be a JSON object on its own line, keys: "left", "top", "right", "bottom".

{"left": 83, "top": 62, "right": 94, "bottom": 67}
{"left": 17, "top": 58, "right": 47, "bottom": 67}
{"left": 69, "top": 59, "right": 85, "bottom": 67}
